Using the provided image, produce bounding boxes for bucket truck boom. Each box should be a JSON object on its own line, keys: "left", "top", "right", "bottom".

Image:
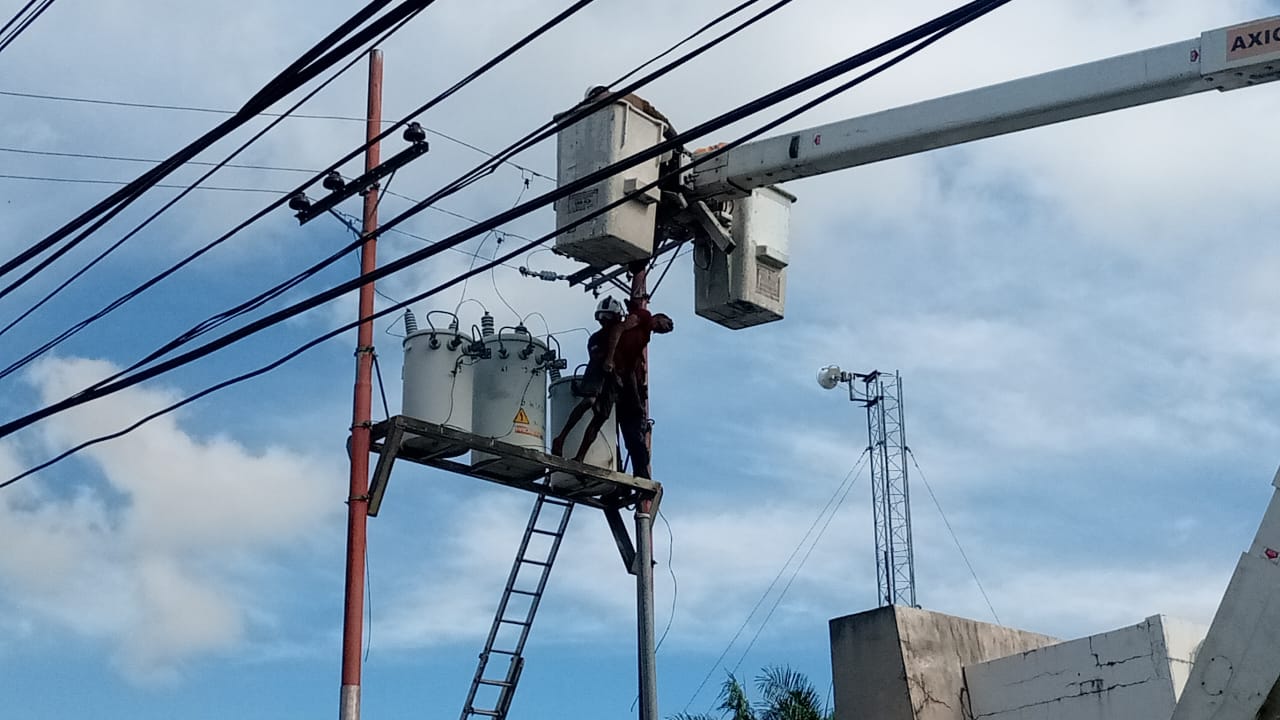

{"left": 686, "top": 16, "right": 1280, "bottom": 200}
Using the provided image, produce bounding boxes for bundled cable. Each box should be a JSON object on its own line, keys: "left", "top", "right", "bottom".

{"left": 0, "top": 0, "right": 778, "bottom": 382}
{"left": 0, "top": 0, "right": 433, "bottom": 297}
{"left": 0, "top": 0, "right": 56, "bottom": 55}
{"left": 0, "top": 0, "right": 1015, "bottom": 482}
{"left": 0, "top": 7, "right": 426, "bottom": 345}
{"left": 0, "top": 0, "right": 605, "bottom": 368}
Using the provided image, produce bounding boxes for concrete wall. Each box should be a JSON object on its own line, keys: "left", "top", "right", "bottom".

{"left": 964, "top": 615, "right": 1207, "bottom": 720}
{"left": 829, "top": 606, "right": 1058, "bottom": 720}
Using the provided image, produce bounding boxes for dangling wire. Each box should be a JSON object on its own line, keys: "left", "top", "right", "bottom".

{"left": 456, "top": 175, "right": 531, "bottom": 317}
{"left": 647, "top": 240, "right": 687, "bottom": 299}
{"left": 487, "top": 175, "right": 533, "bottom": 320}
{"left": 371, "top": 353, "right": 391, "bottom": 420}
{"left": 373, "top": 168, "right": 397, "bottom": 214}
{"left": 489, "top": 232, "right": 523, "bottom": 320}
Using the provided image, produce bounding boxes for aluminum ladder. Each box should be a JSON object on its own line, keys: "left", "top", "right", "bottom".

{"left": 459, "top": 492, "right": 575, "bottom": 719}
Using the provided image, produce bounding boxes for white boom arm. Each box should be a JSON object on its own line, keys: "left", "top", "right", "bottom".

{"left": 688, "top": 16, "right": 1280, "bottom": 199}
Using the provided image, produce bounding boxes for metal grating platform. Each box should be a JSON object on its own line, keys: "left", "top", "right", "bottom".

{"left": 367, "top": 415, "right": 662, "bottom": 516}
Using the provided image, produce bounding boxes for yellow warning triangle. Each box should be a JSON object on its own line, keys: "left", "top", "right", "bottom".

{"left": 513, "top": 408, "right": 531, "bottom": 424}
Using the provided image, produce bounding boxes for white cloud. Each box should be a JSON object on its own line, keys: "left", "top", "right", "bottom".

{"left": 2, "top": 1, "right": 1280, "bottom": 712}
{"left": 0, "top": 357, "right": 340, "bottom": 684}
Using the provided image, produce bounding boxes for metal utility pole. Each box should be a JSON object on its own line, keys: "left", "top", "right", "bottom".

{"left": 817, "top": 367, "right": 916, "bottom": 608}
{"left": 863, "top": 373, "right": 915, "bottom": 608}
{"left": 630, "top": 263, "right": 658, "bottom": 720}
{"left": 339, "top": 48, "right": 383, "bottom": 720}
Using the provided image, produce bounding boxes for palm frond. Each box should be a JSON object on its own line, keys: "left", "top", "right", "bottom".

{"left": 755, "top": 665, "right": 828, "bottom": 720}
{"left": 718, "top": 673, "right": 757, "bottom": 720}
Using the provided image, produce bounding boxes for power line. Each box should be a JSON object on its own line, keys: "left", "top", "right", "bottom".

{"left": 7, "top": 0, "right": 816, "bottom": 419}
{"left": 612, "top": 0, "right": 764, "bottom": 87}
{"left": 0, "top": 0, "right": 431, "bottom": 295}
{"left": 0, "top": 145, "right": 319, "bottom": 174}
{"left": 683, "top": 448, "right": 870, "bottom": 713}
{"left": 0, "top": 0, "right": 1010, "bottom": 446}
{"left": 0, "top": 173, "right": 510, "bottom": 227}
{"left": 0, "top": 91, "right": 555, "bottom": 182}
{"left": 0, "top": 0, "right": 599, "bottom": 373}
{"left": 907, "top": 449, "right": 1001, "bottom": 624}
{"left": 0, "top": 1, "right": 40, "bottom": 39}
{"left": 0, "top": 0, "right": 771, "bottom": 389}
{"left": 0, "top": 0, "right": 55, "bottom": 55}
{"left": 0, "top": 173, "right": 294, "bottom": 193}
{"left": 1, "top": 0, "right": 1014, "bottom": 491}
{"left": 729, "top": 452, "right": 868, "bottom": 676}
{"left": 330, "top": 208, "right": 525, "bottom": 274}
{"left": 0, "top": 4, "right": 428, "bottom": 345}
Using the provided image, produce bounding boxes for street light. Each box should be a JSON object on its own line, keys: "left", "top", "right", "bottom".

{"left": 816, "top": 364, "right": 851, "bottom": 390}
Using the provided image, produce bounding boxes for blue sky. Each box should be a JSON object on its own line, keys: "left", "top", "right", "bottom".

{"left": 3, "top": 0, "right": 1280, "bottom": 718}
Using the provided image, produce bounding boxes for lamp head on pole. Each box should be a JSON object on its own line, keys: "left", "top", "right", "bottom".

{"left": 817, "top": 365, "right": 848, "bottom": 390}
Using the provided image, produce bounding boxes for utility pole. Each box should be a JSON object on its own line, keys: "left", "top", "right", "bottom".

{"left": 630, "top": 262, "right": 658, "bottom": 720}
{"left": 339, "top": 48, "right": 382, "bottom": 720}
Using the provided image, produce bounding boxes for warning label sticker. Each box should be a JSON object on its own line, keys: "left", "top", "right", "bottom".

{"left": 513, "top": 408, "right": 531, "bottom": 425}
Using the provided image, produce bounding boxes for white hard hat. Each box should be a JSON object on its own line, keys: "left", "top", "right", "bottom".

{"left": 595, "top": 296, "right": 624, "bottom": 320}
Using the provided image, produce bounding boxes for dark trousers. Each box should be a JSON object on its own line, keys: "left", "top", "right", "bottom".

{"left": 616, "top": 377, "right": 650, "bottom": 478}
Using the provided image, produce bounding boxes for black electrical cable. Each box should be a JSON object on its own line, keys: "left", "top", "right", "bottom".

{"left": 0, "top": 0, "right": 776, "bottom": 386}
{"left": 0, "top": 0, "right": 55, "bottom": 55}
{"left": 0, "top": 0, "right": 39, "bottom": 39}
{"left": 0, "top": 7, "right": 423, "bottom": 343}
{"left": 0, "top": 0, "right": 1014, "bottom": 472}
{"left": 0, "top": 0, "right": 602, "bottom": 377}
{"left": 0, "top": 145, "right": 320, "bottom": 174}
{"left": 44, "top": 0, "right": 809, "bottom": 401}
{"left": 0, "top": 0, "right": 431, "bottom": 304}
{"left": 4, "top": 0, "right": 1009, "bottom": 437}
{"left": 0, "top": 0, "right": 427, "bottom": 292}
{"left": 683, "top": 448, "right": 870, "bottom": 713}
{"left": 372, "top": 353, "right": 391, "bottom": 420}
{"left": 0, "top": 92, "right": 556, "bottom": 181}
{"left": 611, "top": 0, "right": 764, "bottom": 88}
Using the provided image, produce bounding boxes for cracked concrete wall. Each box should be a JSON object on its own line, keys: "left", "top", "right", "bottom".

{"left": 829, "top": 606, "right": 1058, "bottom": 720}
{"left": 964, "top": 615, "right": 1207, "bottom": 720}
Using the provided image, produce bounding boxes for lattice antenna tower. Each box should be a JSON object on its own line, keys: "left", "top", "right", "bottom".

{"left": 860, "top": 372, "right": 916, "bottom": 608}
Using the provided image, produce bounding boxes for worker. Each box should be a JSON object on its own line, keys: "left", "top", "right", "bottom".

{"left": 550, "top": 296, "right": 625, "bottom": 463}
{"left": 609, "top": 295, "right": 674, "bottom": 479}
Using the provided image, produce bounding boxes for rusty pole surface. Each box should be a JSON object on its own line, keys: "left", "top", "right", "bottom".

{"left": 339, "top": 48, "right": 382, "bottom": 720}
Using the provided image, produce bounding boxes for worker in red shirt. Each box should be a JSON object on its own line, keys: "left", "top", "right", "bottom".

{"left": 609, "top": 297, "right": 674, "bottom": 479}
{"left": 551, "top": 296, "right": 626, "bottom": 464}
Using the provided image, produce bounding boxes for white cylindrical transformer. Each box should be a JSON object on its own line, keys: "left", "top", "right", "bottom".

{"left": 548, "top": 374, "right": 617, "bottom": 495}
{"left": 401, "top": 324, "right": 474, "bottom": 458}
{"left": 471, "top": 327, "right": 549, "bottom": 479}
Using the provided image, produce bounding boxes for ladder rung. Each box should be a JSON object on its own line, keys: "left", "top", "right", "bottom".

{"left": 499, "top": 618, "right": 531, "bottom": 626}
{"left": 478, "top": 678, "right": 515, "bottom": 688}
{"left": 530, "top": 528, "right": 563, "bottom": 537}
{"left": 508, "top": 589, "right": 539, "bottom": 597}
{"left": 466, "top": 708, "right": 502, "bottom": 717}
{"left": 541, "top": 498, "right": 573, "bottom": 508}
{"left": 487, "top": 648, "right": 518, "bottom": 656}
{"left": 520, "top": 559, "right": 551, "bottom": 567}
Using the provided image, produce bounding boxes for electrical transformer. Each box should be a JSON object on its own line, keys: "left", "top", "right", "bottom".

{"left": 554, "top": 92, "right": 669, "bottom": 267}
{"left": 694, "top": 185, "right": 795, "bottom": 329}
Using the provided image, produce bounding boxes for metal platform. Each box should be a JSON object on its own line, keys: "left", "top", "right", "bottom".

{"left": 367, "top": 415, "right": 662, "bottom": 514}
{"left": 367, "top": 414, "right": 662, "bottom": 575}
